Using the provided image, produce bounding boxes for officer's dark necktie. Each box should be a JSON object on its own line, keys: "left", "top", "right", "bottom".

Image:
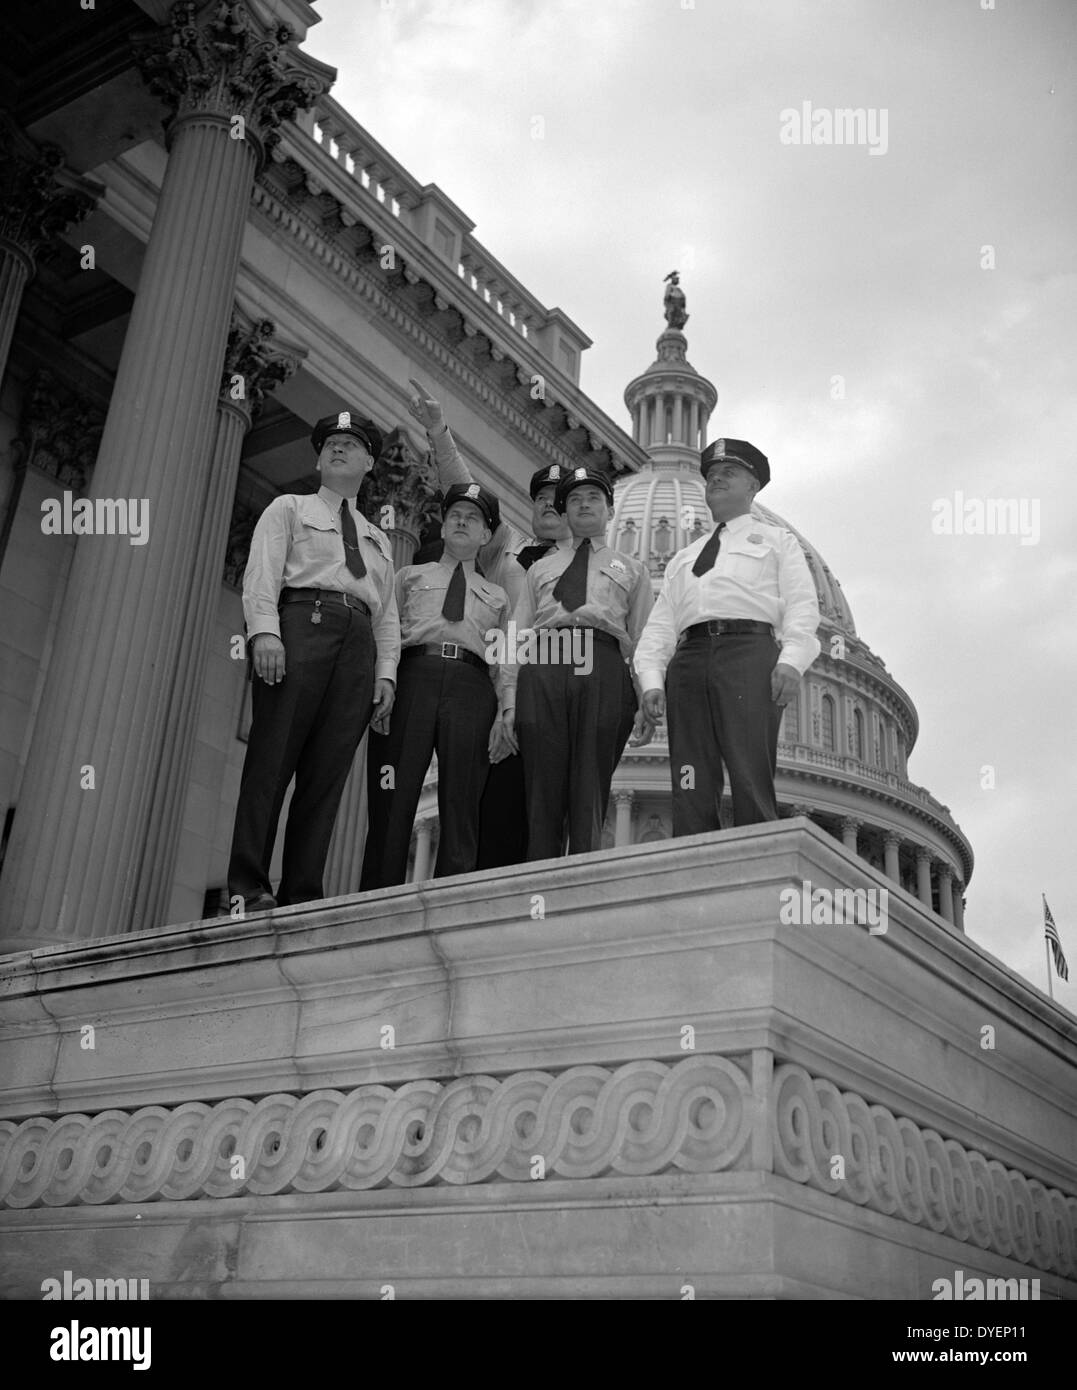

{"left": 517, "top": 542, "right": 554, "bottom": 572}
{"left": 552, "top": 537, "right": 591, "bottom": 611}
{"left": 340, "top": 499, "right": 366, "bottom": 578}
{"left": 691, "top": 522, "right": 726, "bottom": 577}
{"left": 442, "top": 561, "right": 466, "bottom": 620}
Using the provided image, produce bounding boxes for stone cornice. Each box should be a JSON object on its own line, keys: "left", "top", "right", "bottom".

{"left": 254, "top": 135, "right": 646, "bottom": 477}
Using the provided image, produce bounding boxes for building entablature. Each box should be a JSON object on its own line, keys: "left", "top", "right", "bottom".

{"left": 248, "top": 127, "right": 646, "bottom": 478}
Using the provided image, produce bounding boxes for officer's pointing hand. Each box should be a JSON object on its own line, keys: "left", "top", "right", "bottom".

{"left": 770, "top": 662, "right": 800, "bottom": 707}
{"left": 406, "top": 378, "right": 444, "bottom": 432}
{"left": 252, "top": 634, "right": 286, "bottom": 684}
{"left": 642, "top": 689, "right": 665, "bottom": 722}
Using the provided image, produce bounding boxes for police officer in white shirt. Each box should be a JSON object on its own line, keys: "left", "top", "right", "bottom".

{"left": 227, "top": 410, "right": 400, "bottom": 911}
{"left": 634, "top": 438, "right": 820, "bottom": 834}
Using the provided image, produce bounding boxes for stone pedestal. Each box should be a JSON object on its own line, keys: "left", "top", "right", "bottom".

{"left": 1, "top": 823, "right": 1073, "bottom": 1299}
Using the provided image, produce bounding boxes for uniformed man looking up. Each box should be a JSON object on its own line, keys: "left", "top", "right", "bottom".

{"left": 633, "top": 438, "right": 820, "bottom": 835}
{"left": 361, "top": 481, "right": 510, "bottom": 888}
{"left": 503, "top": 467, "right": 655, "bottom": 861}
{"left": 228, "top": 411, "right": 400, "bottom": 912}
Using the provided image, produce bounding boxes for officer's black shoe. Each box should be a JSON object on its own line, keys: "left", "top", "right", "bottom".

{"left": 242, "top": 892, "right": 277, "bottom": 913}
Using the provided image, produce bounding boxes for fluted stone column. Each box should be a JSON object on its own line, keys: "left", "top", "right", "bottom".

{"left": 614, "top": 791, "right": 634, "bottom": 847}
{"left": 673, "top": 398, "right": 683, "bottom": 445}
{"left": 883, "top": 832, "right": 901, "bottom": 883}
{"left": 323, "top": 430, "right": 442, "bottom": 897}
{"left": 841, "top": 817, "right": 860, "bottom": 854}
{"left": 952, "top": 882, "right": 965, "bottom": 932}
{"left": 937, "top": 864, "right": 954, "bottom": 924}
{"left": 412, "top": 819, "right": 433, "bottom": 883}
{"left": 0, "top": 117, "right": 97, "bottom": 387}
{"left": 915, "top": 849, "right": 934, "bottom": 912}
{"left": 137, "top": 316, "right": 299, "bottom": 925}
{"left": 0, "top": 4, "right": 331, "bottom": 948}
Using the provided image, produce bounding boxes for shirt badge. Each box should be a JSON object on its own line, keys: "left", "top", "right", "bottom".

{"left": 610, "top": 557, "right": 627, "bottom": 572}
{"left": 747, "top": 532, "right": 764, "bottom": 544}
{"left": 337, "top": 411, "right": 351, "bottom": 430}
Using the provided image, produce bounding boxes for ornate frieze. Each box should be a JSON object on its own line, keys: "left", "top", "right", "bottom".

{"left": 0, "top": 1056, "right": 753, "bottom": 1206}
{"left": 2, "top": 1051, "right": 1072, "bottom": 1283}
{"left": 771, "top": 1063, "right": 1076, "bottom": 1276}
{"left": 133, "top": 0, "right": 331, "bottom": 161}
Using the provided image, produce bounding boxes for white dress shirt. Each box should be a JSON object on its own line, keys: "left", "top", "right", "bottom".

{"left": 633, "top": 511, "right": 821, "bottom": 691}
{"left": 242, "top": 484, "right": 400, "bottom": 683}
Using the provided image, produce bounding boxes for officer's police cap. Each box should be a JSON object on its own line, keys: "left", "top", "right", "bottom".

{"left": 311, "top": 410, "right": 384, "bottom": 459}
{"left": 443, "top": 481, "right": 500, "bottom": 531}
{"left": 529, "top": 463, "right": 566, "bottom": 499}
{"left": 554, "top": 466, "right": 614, "bottom": 512}
{"left": 700, "top": 437, "right": 770, "bottom": 489}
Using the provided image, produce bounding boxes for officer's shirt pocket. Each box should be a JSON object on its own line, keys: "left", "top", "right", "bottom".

{"left": 291, "top": 511, "right": 341, "bottom": 563}
{"left": 405, "top": 574, "right": 449, "bottom": 624}
{"left": 720, "top": 539, "right": 774, "bottom": 582}
{"left": 470, "top": 581, "right": 505, "bottom": 626}
{"left": 594, "top": 564, "right": 633, "bottom": 614}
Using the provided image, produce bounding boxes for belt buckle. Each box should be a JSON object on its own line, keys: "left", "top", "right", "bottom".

{"left": 441, "top": 642, "right": 460, "bottom": 660}
{"left": 707, "top": 620, "right": 725, "bottom": 637}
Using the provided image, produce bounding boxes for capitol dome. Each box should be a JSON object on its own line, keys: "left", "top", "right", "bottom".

{"left": 604, "top": 277, "right": 973, "bottom": 928}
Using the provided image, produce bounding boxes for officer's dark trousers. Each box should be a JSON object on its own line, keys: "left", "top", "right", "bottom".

{"left": 361, "top": 654, "right": 497, "bottom": 888}
{"left": 517, "top": 631, "right": 636, "bottom": 860}
{"left": 228, "top": 601, "right": 375, "bottom": 907}
{"left": 477, "top": 753, "right": 528, "bottom": 869}
{"left": 665, "top": 631, "right": 781, "bottom": 835}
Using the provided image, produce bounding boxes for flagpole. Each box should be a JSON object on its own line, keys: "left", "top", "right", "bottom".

{"left": 1045, "top": 933, "right": 1055, "bottom": 1001}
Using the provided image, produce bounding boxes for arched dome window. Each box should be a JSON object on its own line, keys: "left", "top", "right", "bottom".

{"left": 618, "top": 517, "right": 639, "bottom": 555}
{"left": 821, "top": 695, "right": 836, "bottom": 752}
{"left": 851, "top": 708, "right": 864, "bottom": 761}
{"left": 653, "top": 516, "right": 673, "bottom": 556}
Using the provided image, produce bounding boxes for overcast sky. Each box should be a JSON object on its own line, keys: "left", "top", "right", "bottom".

{"left": 302, "top": 0, "right": 1077, "bottom": 1008}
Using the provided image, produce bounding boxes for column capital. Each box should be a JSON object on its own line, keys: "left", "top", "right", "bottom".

{"left": 133, "top": 1, "right": 334, "bottom": 166}
{"left": 219, "top": 313, "right": 302, "bottom": 422}
{"left": 0, "top": 115, "right": 98, "bottom": 267}
{"left": 882, "top": 831, "right": 902, "bottom": 848}
{"left": 15, "top": 369, "right": 106, "bottom": 494}
{"left": 364, "top": 428, "right": 443, "bottom": 565}
{"left": 613, "top": 790, "right": 635, "bottom": 807}
{"left": 915, "top": 846, "right": 933, "bottom": 866}
{"left": 840, "top": 816, "right": 862, "bottom": 833}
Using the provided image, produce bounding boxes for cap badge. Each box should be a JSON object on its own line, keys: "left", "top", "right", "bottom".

{"left": 574, "top": 468, "right": 587, "bottom": 481}
{"left": 466, "top": 484, "right": 480, "bottom": 499}
{"left": 337, "top": 411, "right": 351, "bottom": 430}
{"left": 550, "top": 466, "right": 561, "bottom": 479}
{"left": 714, "top": 439, "right": 725, "bottom": 454}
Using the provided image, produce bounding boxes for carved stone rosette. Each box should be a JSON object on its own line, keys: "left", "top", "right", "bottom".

{"left": 133, "top": 0, "right": 332, "bottom": 163}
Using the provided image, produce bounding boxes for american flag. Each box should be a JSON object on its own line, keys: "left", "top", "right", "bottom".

{"left": 1044, "top": 897, "right": 1069, "bottom": 982}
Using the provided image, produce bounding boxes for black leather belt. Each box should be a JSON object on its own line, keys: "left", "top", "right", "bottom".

{"left": 402, "top": 642, "right": 488, "bottom": 672}
{"left": 683, "top": 619, "right": 774, "bottom": 640}
{"left": 542, "top": 626, "right": 621, "bottom": 651}
{"left": 280, "top": 587, "right": 370, "bottom": 616}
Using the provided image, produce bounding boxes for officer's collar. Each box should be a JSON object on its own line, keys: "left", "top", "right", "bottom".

{"left": 440, "top": 553, "right": 479, "bottom": 575}
{"left": 317, "top": 483, "right": 358, "bottom": 511}
{"left": 714, "top": 511, "right": 755, "bottom": 533}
